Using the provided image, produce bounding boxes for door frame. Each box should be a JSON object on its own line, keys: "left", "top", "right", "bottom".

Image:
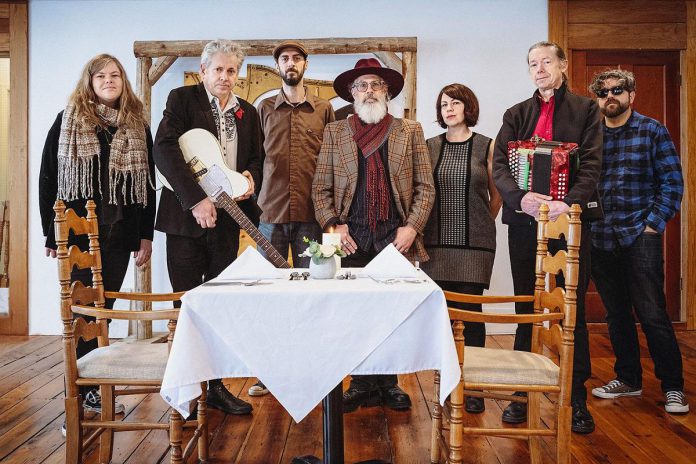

{"left": 549, "top": 0, "right": 696, "bottom": 328}
{"left": 0, "top": 1, "right": 28, "bottom": 335}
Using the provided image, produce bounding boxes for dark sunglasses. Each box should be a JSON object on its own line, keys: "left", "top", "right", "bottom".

{"left": 596, "top": 86, "right": 626, "bottom": 98}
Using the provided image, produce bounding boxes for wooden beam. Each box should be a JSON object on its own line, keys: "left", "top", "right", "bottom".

{"left": 568, "top": 23, "right": 687, "bottom": 49}
{"left": 134, "top": 37, "right": 418, "bottom": 58}
{"left": 373, "top": 51, "right": 402, "bottom": 72}
{"left": 686, "top": 1, "right": 696, "bottom": 329}
{"left": 401, "top": 51, "right": 417, "bottom": 120}
{"left": 0, "top": 33, "right": 7, "bottom": 54}
{"left": 0, "top": 5, "right": 8, "bottom": 18}
{"left": 134, "top": 56, "right": 153, "bottom": 339}
{"left": 148, "top": 55, "right": 177, "bottom": 86}
{"left": 0, "top": 2, "right": 27, "bottom": 335}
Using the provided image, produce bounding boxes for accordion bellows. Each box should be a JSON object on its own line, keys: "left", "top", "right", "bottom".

{"left": 507, "top": 138, "right": 579, "bottom": 201}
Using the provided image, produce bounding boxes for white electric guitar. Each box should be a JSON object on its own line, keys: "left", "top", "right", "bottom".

{"left": 157, "top": 128, "right": 290, "bottom": 269}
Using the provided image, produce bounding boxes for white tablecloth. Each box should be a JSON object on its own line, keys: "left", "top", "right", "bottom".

{"left": 160, "top": 269, "right": 460, "bottom": 422}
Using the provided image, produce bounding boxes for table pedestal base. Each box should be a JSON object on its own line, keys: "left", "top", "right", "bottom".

{"left": 291, "top": 384, "right": 390, "bottom": 464}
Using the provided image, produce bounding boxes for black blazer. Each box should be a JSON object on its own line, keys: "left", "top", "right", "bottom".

{"left": 154, "top": 83, "right": 263, "bottom": 237}
{"left": 492, "top": 84, "right": 603, "bottom": 225}
{"left": 39, "top": 111, "right": 156, "bottom": 251}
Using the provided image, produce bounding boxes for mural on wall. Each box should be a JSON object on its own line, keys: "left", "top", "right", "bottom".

{"left": 184, "top": 64, "right": 338, "bottom": 104}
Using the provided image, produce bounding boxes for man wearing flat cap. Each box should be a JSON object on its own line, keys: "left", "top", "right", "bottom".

{"left": 250, "top": 40, "right": 335, "bottom": 397}
{"left": 312, "top": 58, "right": 435, "bottom": 412}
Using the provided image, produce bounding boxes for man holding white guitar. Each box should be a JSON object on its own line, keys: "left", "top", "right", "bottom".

{"left": 153, "top": 39, "right": 263, "bottom": 416}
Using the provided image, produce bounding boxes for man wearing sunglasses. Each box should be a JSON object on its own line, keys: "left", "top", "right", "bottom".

{"left": 312, "top": 58, "right": 435, "bottom": 413}
{"left": 588, "top": 69, "right": 688, "bottom": 414}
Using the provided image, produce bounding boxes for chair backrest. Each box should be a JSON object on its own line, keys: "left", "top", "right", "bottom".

{"left": 54, "top": 199, "right": 109, "bottom": 348}
{"left": 531, "top": 203, "right": 582, "bottom": 361}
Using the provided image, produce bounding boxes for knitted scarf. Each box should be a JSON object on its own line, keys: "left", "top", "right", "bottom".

{"left": 57, "top": 103, "right": 150, "bottom": 206}
{"left": 349, "top": 114, "right": 394, "bottom": 230}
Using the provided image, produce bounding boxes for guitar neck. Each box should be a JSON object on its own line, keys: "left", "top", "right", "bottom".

{"left": 216, "top": 193, "right": 291, "bottom": 269}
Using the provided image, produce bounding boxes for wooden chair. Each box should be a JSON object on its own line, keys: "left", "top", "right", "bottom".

{"left": 54, "top": 199, "right": 208, "bottom": 464}
{"left": 431, "top": 203, "right": 582, "bottom": 464}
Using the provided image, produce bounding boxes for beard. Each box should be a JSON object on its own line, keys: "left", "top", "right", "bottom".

{"left": 600, "top": 98, "right": 630, "bottom": 118}
{"left": 280, "top": 66, "right": 305, "bottom": 86}
{"left": 354, "top": 93, "right": 389, "bottom": 124}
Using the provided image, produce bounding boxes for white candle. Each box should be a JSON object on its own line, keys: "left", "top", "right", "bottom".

{"left": 322, "top": 232, "right": 342, "bottom": 270}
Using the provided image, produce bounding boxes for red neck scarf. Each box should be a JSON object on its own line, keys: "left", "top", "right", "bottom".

{"left": 349, "top": 114, "right": 394, "bottom": 230}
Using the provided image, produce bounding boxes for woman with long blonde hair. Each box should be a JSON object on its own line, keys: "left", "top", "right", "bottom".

{"left": 39, "top": 54, "right": 155, "bottom": 426}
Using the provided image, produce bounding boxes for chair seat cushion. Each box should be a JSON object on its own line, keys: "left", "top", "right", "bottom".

{"left": 77, "top": 342, "right": 168, "bottom": 380}
{"left": 463, "top": 346, "right": 559, "bottom": 386}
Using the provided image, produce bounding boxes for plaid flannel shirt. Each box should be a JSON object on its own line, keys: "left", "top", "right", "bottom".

{"left": 591, "top": 110, "right": 683, "bottom": 250}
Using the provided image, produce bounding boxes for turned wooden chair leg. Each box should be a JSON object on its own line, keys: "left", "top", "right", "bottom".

{"left": 430, "top": 370, "right": 442, "bottom": 464}
{"left": 556, "top": 404, "right": 572, "bottom": 464}
{"left": 169, "top": 409, "right": 184, "bottom": 464}
{"left": 528, "top": 392, "right": 542, "bottom": 463}
{"left": 198, "top": 382, "right": 209, "bottom": 462}
{"left": 99, "top": 385, "right": 115, "bottom": 464}
{"left": 64, "top": 396, "right": 83, "bottom": 464}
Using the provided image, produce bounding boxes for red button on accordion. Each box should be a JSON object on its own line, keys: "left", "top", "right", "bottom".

{"left": 507, "top": 138, "right": 579, "bottom": 201}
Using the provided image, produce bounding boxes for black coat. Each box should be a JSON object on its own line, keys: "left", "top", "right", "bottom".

{"left": 39, "top": 111, "right": 156, "bottom": 251}
{"left": 153, "top": 83, "right": 263, "bottom": 237}
{"left": 492, "top": 84, "right": 603, "bottom": 225}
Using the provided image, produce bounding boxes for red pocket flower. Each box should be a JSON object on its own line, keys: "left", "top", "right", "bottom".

{"left": 234, "top": 108, "right": 244, "bottom": 120}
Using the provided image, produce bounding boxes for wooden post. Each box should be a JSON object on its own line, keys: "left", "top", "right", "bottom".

{"left": 134, "top": 56, "right": 153, "bottom": 339}
{"left": 402, "top": 51, "right": 417, "bottom": 120}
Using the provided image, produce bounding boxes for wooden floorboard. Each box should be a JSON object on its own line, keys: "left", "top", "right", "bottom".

{"left": 1, "top": 333, "right": 695, "bottom": 463}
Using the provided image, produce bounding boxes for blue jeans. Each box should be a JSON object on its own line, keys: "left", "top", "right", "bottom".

{"left": 591, "top": 232, "right": 684, "bottom": 392}
{"left": 258, "top": 221, "right": 322, "bottom": 268}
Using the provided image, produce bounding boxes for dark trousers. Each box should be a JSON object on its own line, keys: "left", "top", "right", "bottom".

{"left": 166, "top": 217, "right": 240, "bottom": 389}
{"left": 343, "top": 248, "right": 398, "bottom": 391}
{"left": 71, "top": 245, "right": 131, "bottom": 396}
{"left": 258, "top": 221, "right": 322, "bottom": 268}
{"left": 437, "top": 281, "right": 486, "bottom": 347}
{"left": 591, "top": 233, "right": 683, "bottom": 392}
{"left": 508, "top": 222, "right": 592, "bottom": 403}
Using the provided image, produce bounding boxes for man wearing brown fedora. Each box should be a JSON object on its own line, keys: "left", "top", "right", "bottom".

{"left": 312, "top": 58, "right": 435, "bottom": 412}
{"left": 251, "top": 40, "right": 335, "bottom": 397}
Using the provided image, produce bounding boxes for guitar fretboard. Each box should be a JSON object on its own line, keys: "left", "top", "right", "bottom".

{"left": 216, "top": 193, "right": 291, "bottom": 269}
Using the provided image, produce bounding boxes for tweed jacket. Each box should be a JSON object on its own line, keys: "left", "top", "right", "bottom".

{"left": 154, "top": 83, "right": 263, "bottom": 238}
{"left": 312, "top": 116, "right": 435, "bottom": 262}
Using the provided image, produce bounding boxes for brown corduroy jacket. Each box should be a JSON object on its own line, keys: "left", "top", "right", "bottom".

{"left": 311, "top": 117, "right": 435, "bottom": 262}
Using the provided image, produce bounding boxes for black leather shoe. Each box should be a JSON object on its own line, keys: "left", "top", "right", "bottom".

{"left": 380, "top": 385, "right": 411, "bottom": 410}
{"left": 571, "top": 402, "right": 595, "bottom": 434}
{"left": 343, "top": 387, "right": 381, "bottom": 413}
{"left": 502, "top": 392, "right": 527, "bottom": 424}
{"left": 465, "top": 396, "right": 485, "bottom": 414}
{"left": 206, "top": 383, "right": 252, "bottom": 415}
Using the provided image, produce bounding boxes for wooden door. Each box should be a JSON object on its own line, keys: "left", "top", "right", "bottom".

{"left": 570, "top": 50, "right": 681, "bottom": 323}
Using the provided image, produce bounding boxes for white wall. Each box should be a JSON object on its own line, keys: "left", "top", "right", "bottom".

{"left": 28, "top": 0, "right": 547, "bottom": 334}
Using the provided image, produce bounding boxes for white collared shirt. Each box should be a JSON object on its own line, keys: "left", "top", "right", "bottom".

{"left": 205, "top": 88, "right": 240, "bottom": 171}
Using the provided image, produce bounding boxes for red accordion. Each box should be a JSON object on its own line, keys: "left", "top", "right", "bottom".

{"left": 507, "top": 138, "right": 579, "bottom": 201}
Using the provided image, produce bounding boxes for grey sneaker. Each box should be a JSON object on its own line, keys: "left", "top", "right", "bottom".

{"left": 83, "top": 389, "right": 125, "bottom": 414}
{"left": 248, "top": 380, "right": 269, "bottom": 397}
{"left": 665, "top": 390, "right": 689, "bottom": 414}
{"left": 592, "top": 379, "right": 642, "bottom": 399}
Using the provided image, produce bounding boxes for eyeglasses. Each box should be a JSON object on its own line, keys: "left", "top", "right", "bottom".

{"left": 595, "top": 86, "right": 626, "bottom": 98}
{"left": 351, "top": 80, "right": 387, "bottom": 92}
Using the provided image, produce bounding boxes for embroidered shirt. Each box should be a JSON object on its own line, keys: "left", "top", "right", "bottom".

{"left": 591, "top": 110, "right": 683, "bottom": 250}
{"left": 205, "top": 88, "right": 240, "bottom": 171}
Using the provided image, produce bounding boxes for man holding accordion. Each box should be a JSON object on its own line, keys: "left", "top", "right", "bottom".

{"left": 492, "top": 41, "right": 603, "bottom": 434}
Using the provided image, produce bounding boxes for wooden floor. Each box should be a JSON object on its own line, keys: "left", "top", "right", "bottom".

{"left": 1, "top": 332, "right": 695, "bottom": 464}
